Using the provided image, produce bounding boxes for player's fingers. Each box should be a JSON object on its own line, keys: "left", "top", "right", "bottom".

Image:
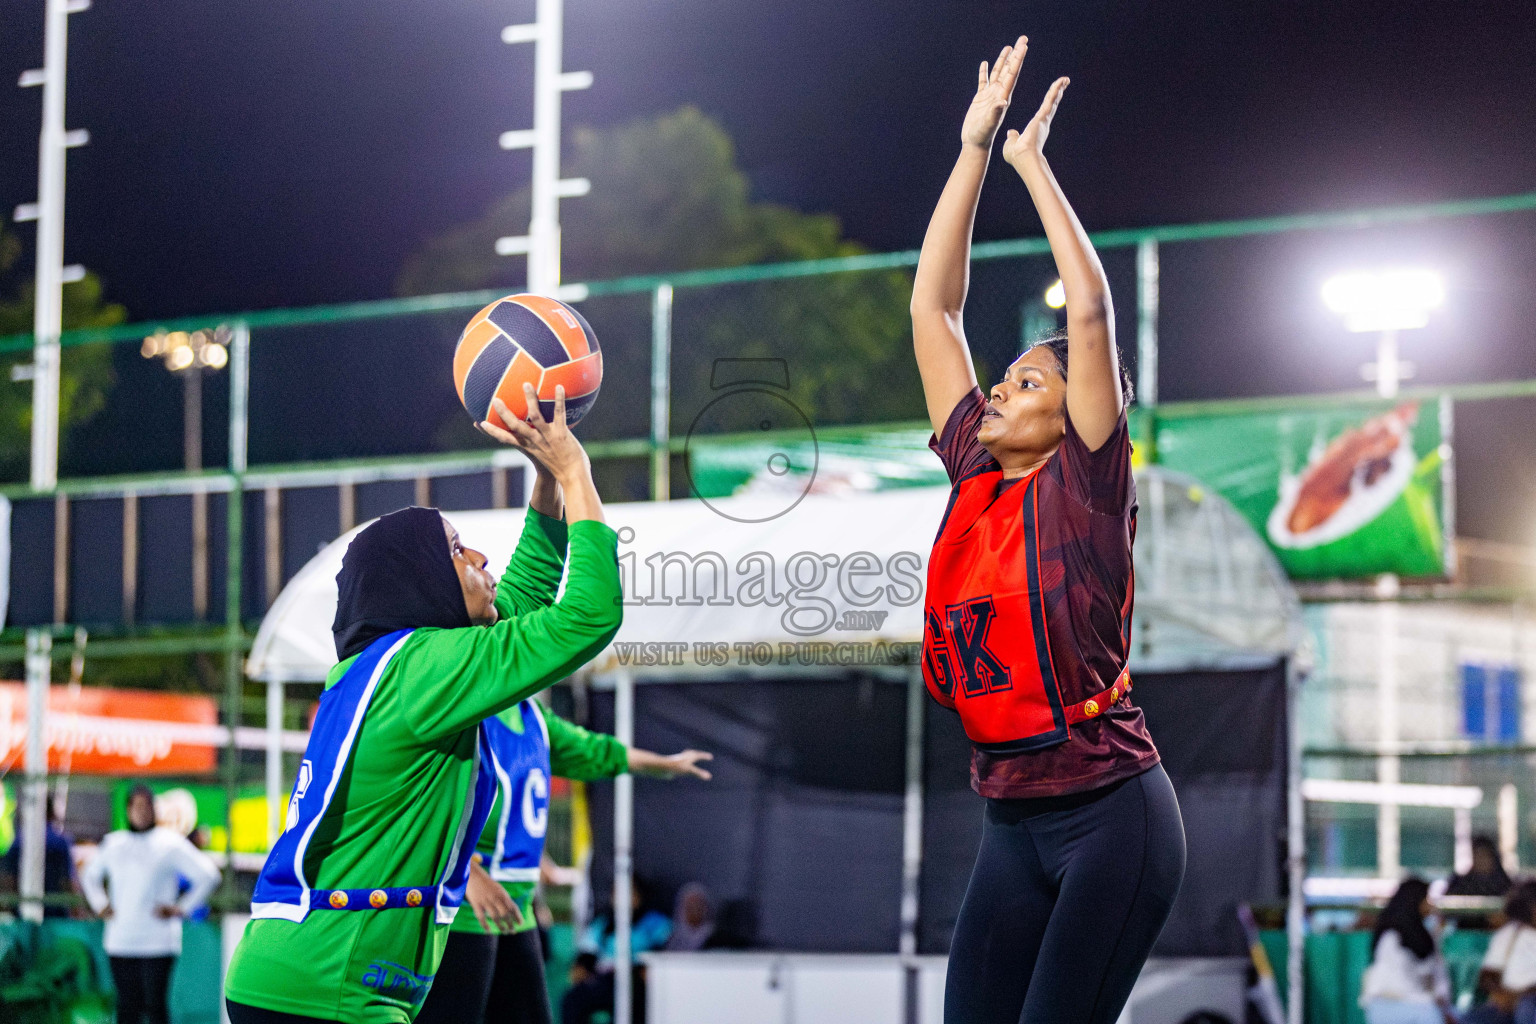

{"left": 999, "top": 36, "right": 1027, "bottom": 91}
{"left": 1038, "top": 76, "right": 1069, "bottom": 118}
{"left": 521, "top": 383, "right": 548, "bottom": 428}
{"left": 490, "top": 402, "right": 538, "bottom": 445}
{"left": 472, "top": 902, "right": 490, "bottom": 933}
{"left": 991, "top": 46, "right": 1009, "bottom": 84}
{"left": 479, "top": 419, "right": 518, "bottom": 446}
{"left": 977, "top": 61, "right": 987, "bottom": 92}
{"left": 553, "top": 385, "right": 567, "bottom": 428}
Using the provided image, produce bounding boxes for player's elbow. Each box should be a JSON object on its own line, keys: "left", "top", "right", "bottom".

{"left": 1066, "top": 293, "right": 1111, "bottom": 328}
{"left": 911, "top": 295, "right": 963, "bottom": 324}
{"left": 563, "top": 593, "right": 623, "bottom": 646}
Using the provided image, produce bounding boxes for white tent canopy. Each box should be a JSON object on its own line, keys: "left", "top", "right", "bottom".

{"left": 247, "top": 468, "right": 1301, "bottom": 683}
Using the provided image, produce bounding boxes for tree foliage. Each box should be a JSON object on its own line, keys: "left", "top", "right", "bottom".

{"left": 0, "top": 226, "right": 127, "bottom": 479}
{"left": 398, "top": 107, "right": 921, "bottom": 440}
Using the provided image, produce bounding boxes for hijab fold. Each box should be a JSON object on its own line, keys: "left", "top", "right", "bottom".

{"left": 332, "top": 507, "right": 471, "bottom": 662}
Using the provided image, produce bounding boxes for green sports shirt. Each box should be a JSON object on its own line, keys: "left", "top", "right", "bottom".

{"left": 224, "top": 509, "right": 620, "bottom": 1023}
{"left": 451, "top": 704, "right": 628, "bottom": 937}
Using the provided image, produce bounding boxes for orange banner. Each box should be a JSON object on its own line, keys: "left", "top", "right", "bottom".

{"left": 0, "top": 683, "right": 219, "bottom": 775}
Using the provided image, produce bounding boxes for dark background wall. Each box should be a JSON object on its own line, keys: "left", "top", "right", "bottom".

{"left": 589, "top": 662, "right": 1288, "bottom": 957}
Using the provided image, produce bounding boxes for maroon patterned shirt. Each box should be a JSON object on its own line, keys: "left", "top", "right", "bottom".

{"left": 929, "top": 387, "right": 1160, "bottom": 798}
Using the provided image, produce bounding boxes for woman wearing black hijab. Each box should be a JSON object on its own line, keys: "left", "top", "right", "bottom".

{"left": 1359, "top": 877, "right": 1457, "bottom": 1024}
{"left": 226, "top": 386, "right": 623, "bottom": 1024}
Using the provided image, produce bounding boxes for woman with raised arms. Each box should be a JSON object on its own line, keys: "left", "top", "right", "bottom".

{"left": 911, "top": 36, "right": 1186, "bottom": 1024}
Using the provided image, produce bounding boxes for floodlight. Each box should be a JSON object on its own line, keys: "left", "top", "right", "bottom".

{"left": 1043, "top": 279, "right": 1066, "bottom": 309}
{"left": 165, "top": 346, "right": 195, "bottom": 372}
{"left": 199, "top": 343, "right": 229, "bottom": 370}
{"left": 1321, "top": 269, "right": 1444, "bottom": 333}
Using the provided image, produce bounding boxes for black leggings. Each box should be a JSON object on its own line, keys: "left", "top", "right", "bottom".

{"left": 224, "top": 1002, "right": 338, "bottom": 1024}
{"left": 416, "top": 927, "right": 550, "bottom": 1024}
{"left": 415, "top": 930, "right": 499, "bottom": 1024}
{"left": 945, "top": 764, "right": 1186, "bottom": 1024}
{"left": 110, "top": 956, "right": 174, "bottom": 1024}
{"left": 486, "top": 929, "right": 552, "bottom": 1024}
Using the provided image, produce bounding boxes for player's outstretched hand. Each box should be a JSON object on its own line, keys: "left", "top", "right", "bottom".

{"left": 960, "top": 35, "right": 1027, "bottom": 150}
{"left": 1003, "top": 76, "right": 1069, "bottom": 168}
{"left": 482, "top": 384, "right": 591, "bottom": 485}
{"left": 628, "top": 748, "right": 715, "bottom": 781}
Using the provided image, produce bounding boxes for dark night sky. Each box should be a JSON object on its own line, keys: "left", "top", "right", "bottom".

{"left": 2, "top": 0, "right": 1535, "bottom": 541}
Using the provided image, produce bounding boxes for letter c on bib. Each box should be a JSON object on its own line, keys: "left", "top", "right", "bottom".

{"left": 522, "top": 768, "right": 550, "bottom": 839}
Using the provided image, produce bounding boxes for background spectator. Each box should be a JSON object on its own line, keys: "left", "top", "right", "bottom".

{"left": 1449, "top": 837, "right": 1515, "bottom": 898}
{"left": 665, "top": 883, "right": 715, "bottom": 951}
{"left": 560, "top": 952, "right": 610, "bottom": 1024}
{"left": 78, "top": 783, "right": 221, "bottom": 1024}
{"left": 0, "top": 790, "right": 78, "bottom": 918}
{"left": 1359, "top": 877, "right": 1456, "bottom": 1024}
{"left": 1466, "top": 881, "right": 1536, "bottom": 1024}
{"left": 581, "top": 877, "right": 672, "bottom": 966}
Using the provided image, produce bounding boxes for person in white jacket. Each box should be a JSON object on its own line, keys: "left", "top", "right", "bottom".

{"left": 1359, "top": 877, "right": 1458, "bottom": 1024}
{"left": 79, "top": 783, "right": 221, "bottom": 1024}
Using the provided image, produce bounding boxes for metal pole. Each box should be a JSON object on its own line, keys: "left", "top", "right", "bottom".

{"left": 1286, "top": 661, "right": 1306, "bottom": 1024}
{"left": 28, "top": 0, "right": 82, "bottom": 492}
{"left": 266, "top": 679, "right": 284, "bottom": 848}
{"left": 188, "top": 367, "right": 209, "bottom": 618}
{"left": 1136, "top": 238, "right": 1159, "bottom": 408}
{"left": 20, "top": 628, "right": 52, "bottom": 923}
{"left": 614, "top": 669, "right": 635, "bottom": 1024}
{"left": 1373, "top": 322, "right": 1402, "bottom": 884}
{"left": 1376, "top": 328, "right": 1400, "bottom": 400}
{"left": 1377, "top": 574, "right": 1401, "bottom": 879}
{"left": 498, "top": 0, "right": 589, "bottom": 296}
{"left": 223, "top": 323, "right": 249, "bottom": 898}
{"left": 900, "top": 665, "right": 926, "bottom": 1024}
{"left": 528, "top": 0, "right": 562, "bottom": 295}
{"left": 1499, "top": 784, "right": 1520, "bottom": 873}
{"left": 650, "top": 284, "right": 673, "bottom": 501}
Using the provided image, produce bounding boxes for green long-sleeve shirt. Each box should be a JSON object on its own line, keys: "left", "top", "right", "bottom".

{"left": 224, "top": 509, "right": 620, "bottom": 1024}
{"left": 452, "top": 703, "right": 628, "bottom": 936}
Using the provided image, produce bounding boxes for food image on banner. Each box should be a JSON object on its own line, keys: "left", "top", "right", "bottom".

{"left": 1153, "top": 397, "right": 1452, "bottom": 580}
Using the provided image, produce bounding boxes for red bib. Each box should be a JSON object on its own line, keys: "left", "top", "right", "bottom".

{"left": 922, "top": 467, "right": 1069, "bottom": 753}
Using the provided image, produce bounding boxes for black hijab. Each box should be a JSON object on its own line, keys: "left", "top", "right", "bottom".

{"left": 332, "top": 506, "right": 471, "bottom": 661}
{"left": 1372, "top": 877, "right": 1435, "bottom": 960}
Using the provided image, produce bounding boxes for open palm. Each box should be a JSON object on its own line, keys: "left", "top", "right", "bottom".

{"left": 960, "top": 36, "right": 1027, "bottom": 149}
{"left": 1003, "top": 77, "right": 1069, "bottom": 167}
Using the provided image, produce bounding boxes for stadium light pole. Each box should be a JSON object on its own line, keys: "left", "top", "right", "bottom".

{"left": 15, "top": 0, "right": 90, "bottom": 928}
{"left": 141, "top": 328, "right": 232, "bottom": 620}
{"left": 17, "top": 0, "right": 91, "bottom": 493}
{"left": 1321, "top": 267, "right": 1445, "bottom": 882}
{"left": 498, "top": 0, "right": 592, "bottom": 301}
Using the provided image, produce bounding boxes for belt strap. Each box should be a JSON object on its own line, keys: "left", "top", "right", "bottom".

{"left": 1064, "top": 668, "right": 1132, "bottom": 726}
{"left": 312, "top": 884, "right": 441, "bottom": 911}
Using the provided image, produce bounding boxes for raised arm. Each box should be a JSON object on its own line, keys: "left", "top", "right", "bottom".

{"left": 912, "top": 37, "right": 1028, "bottom": 435}
{"left": 1002, "top": 77, "right": 1123, "bottom": 450}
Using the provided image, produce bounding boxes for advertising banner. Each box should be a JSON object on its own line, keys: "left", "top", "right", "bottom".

{"left": 0, "top": 684, "right": 219, "bottom": 775}
{"left": 1153, "top": 397, "right": 1453, "bottom": 579}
